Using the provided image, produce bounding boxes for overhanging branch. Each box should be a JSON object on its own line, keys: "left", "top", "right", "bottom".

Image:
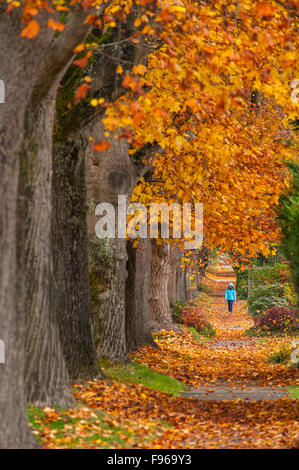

{"left": 31, "top": 3, "right": 110, "bottom": 109}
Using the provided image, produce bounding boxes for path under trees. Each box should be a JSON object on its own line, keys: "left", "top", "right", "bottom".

{"left": 28, "top": 263, "right": 298, "bottom": 449}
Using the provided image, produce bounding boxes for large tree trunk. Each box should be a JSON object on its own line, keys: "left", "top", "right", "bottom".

{"left": 18, "top": 94, "right": 74, "bottom": 405}
{"left": 197, "top": 245, "right": 209, "bottom": 279}
{"left": 185, "top": 266, "right": 199, "bottom": 301}
{"left": 90, "top": 237, "right": 129, "bottom": 362}
{"left": 21, "top": 7, "right": 104, "bottom": 386}
{"left": 177, "top": 256, "right": 188, "bottom": 303}
{"left": 50, "top": 11, "right": 153, "bottom": 365}
{"left": 52, "top": 136, "right": 102, "bottom": 379}
{"left": 168, "top": 246, "right": 187, "bottom": 304}
{"left": 0, "top": 129, "right": 37, "bottom": 448}
{"left": 148, "top": 240, "right": 173, "bottom": 329}
{"left": 1, "top": 8, "right": 95, "bottom": 445}
{"left": 85, "top": 122, "right": 136, "bottom": 362}
{"left": 125, "top": 239, "right": 157, "bottom": 352}
{"left": 0, "top": 9, "right": 54, "bottom": 448}
{"left": 0, "top": 3, "right": 151, "bottom": 447}
{"left": 18, "top": 7, "right": 94, "bottom": 399}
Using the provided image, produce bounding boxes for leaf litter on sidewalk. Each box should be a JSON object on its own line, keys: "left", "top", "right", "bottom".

{"left": 29, "top": 295, "right": 298, "bottom": 448}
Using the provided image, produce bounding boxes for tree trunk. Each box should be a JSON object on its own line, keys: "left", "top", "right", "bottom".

{"left": 197, "top": 245, "right": 209, "bottom": 279}
{"left": 0, "top": 10, "right": 54, "bottom": 448}
{"left": 52, "top": 136, "right": 102, "bottom": 379}
{"left": 126, "top": 239, "right": 156, "bottom": 352}
{"left": 2, "top": 5, "right": 96, "bottom": 416}
{"left": 168, "top": 246, "right": 178, "bottom": 304}
{"left": 90, "top": 238, "right": 129, "bottom": 362}
{"left": 18, "top": 5, "right": 95, "bottom": 398}
{"left": 148, "top": 240, "right": 173, "bottom": 329}
{"left": 50, "top": 12, "right": 154, "bottom": 365}
{"left": 185, "top": 267, "right": 198, "bottom": 301}
{"left": 0, "top": 138, "right": 37, "bottom": 448}
{"left": 168, "top": 246, "right": 186, "bottom": 304}
{"left": 23, "top": 8, "right": 102, "bottom": 386}
{"left": 85, "top": 122, "right": 136, "bottom": 362}
{"left": 18, "top": 93, "right": 74, "bottom": 406}
{"left": 177, "top": 257, "right": 188, "bottom": 303}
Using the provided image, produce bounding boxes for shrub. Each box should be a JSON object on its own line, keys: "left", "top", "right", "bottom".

{"left": 181, "top": 306, "right": 216, "bottom": 336}
{"left": 181, "top": 306, "right": 206, "bottom": 330}
{"left": 196, "top": 292, "right": 213, "bottom": 304}
{"left": 284, "top": 282, "right": 299, "bottom": 308}
{"left": 236, "top": 264, "right": 290, "bottom": 300}
{"left": 170, "top": 300, "right": 186, "bottom": 324}
{"left": 247, "top": 283, "right": 287, "bottom": 316}
{"left": 197, "top": 283, "right": 213, "bottom": 295}
{"left": 255, "top": 305, "right": 299, "bottom": 332}
{"left": 250, "top": 283, "right": 284, "bottom": 299}
{"left": 237, "top": 277, "right": 249, "bottom": 300}
{"left": 268, "top": 345, "right": 292, "bottom": 364}
{"left": 250, "top": 263, "right": 290, "bottom": 284}
{"left": 200, "top": 324, "right": 216, "bottom": 337}
{"left": 249, "top": 295, "right": 288, "bottom": 317}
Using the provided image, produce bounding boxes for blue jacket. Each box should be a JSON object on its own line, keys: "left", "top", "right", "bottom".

{"left": 225, "top": 286, "right": 236, "bottom": 301}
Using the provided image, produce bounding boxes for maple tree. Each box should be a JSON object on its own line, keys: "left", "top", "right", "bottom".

{"left": 61, "top": 0, "right": 298, "bottom": 351}
{"left": 0, "top": 0, "right": 298, "bottom": 449}
{"left": 96, "top": 0, "right": 298, "bottom": 328}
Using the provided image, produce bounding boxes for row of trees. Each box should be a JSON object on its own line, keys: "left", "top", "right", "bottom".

{"left": 0, "top": 0, "right": 297, "bottom": 447}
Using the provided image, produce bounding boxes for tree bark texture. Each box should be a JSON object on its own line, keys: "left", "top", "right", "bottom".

{"left": 52, "top": 135, "right": 102, "bottom": 379}
{"left": 148, "top": 240, "right": 174, "bottom": 329}
{"left": 86, "top": 121, "right": 136, "bottom": 362}
{"left": 168, "top": 246, "right": 187, "bottom": 304}
{"left": 17, "top": 5, "right": 95, "bottom": 399}
{"left": 0, "top": 9, "right": 54, "bottom": 448}
{"left": 18, "top": 93, "right": 73, "bottom": 406}
{"left": 125, "top": 239, "right": 156, "bottom": 352}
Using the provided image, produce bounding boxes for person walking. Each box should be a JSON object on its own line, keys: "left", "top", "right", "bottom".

{"left": 225, "top": 282, "right": 236, "bottom": 313}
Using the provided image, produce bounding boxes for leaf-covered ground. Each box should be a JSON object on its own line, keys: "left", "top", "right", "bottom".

{"left": 133, "top": 300, "right": 297, "bottom": 388}
{"left": 29, "top": 273, "right": 298, "bottom": 449}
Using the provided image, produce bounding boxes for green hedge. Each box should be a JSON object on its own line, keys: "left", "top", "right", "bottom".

{"left": 278, "top": 160, "right": 299, "bottom": 301}
{"left": 249, "top": 283, "right": 284, "bottom": 299}
{"left": 236, "top": 263, "right": 290, "bottom": 300}
{"left": 248, "top": 295, "right": 288, "bottom": 317}
{"left": 197, "top": 283, "right": 213, "bottom": 295}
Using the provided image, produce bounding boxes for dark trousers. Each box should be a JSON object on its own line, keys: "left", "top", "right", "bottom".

{"left": 227, "top": 300, "right": 234, "bottom": 312}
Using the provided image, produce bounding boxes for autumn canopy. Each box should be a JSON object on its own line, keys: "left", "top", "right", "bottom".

{"left": 0, "top": 0, "right": 298, "bottom": 450}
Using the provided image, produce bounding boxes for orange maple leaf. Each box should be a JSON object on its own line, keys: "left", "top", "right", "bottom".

{"left": 20, "top": 20, "right": 40, "bottom": 39}
{"left": 74, "top": 83, "right": 91, "bottom": 103}
{"left": 73, "top": 51, "right": 92, "bottom": 69}
{"left": 48, "top": 18, "right": 66, "bottom": 32}
{"left": 122, "top": 74, "right": 135, "bottom": 89}
{"left": 92, "top": 141, "right": 111, "bottom": 151}
{"left": 132, "top": 64, "right": 147, "bottom": 76}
